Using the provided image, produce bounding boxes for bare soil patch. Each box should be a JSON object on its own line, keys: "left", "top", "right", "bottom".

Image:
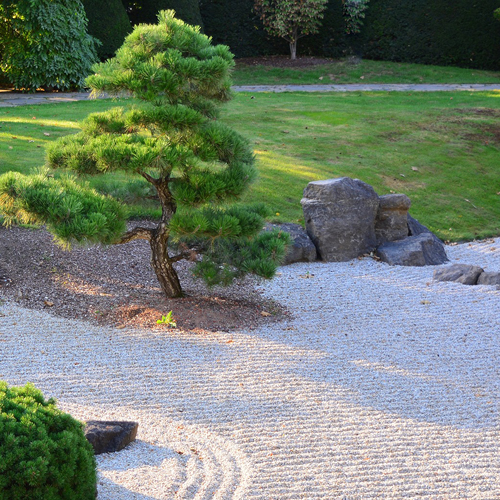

{"left": 0, "top": 224, "right": 287, "bottom": 332}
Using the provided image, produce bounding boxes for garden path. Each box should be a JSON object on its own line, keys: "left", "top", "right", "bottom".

{"left": 1, "top": 84, "right": 499, "bottom": 107}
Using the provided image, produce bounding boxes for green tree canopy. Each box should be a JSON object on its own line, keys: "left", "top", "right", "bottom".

{"left": 0, "top": 0, "right": 98, "bottom": 91}
{"left": 0, "top": 11, "right": 288, "bottom": 298}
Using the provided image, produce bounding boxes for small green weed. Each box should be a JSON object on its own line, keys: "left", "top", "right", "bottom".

{"left": 157, "top": 310, "right": 177, "bottom": 327}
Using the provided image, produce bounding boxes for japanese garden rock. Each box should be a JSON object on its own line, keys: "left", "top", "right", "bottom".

{"left": 84, "top": 420, "right": 138, "bottom": 455}
{"left": 433, "top": 264, "right": 484, "bottom": 285}
{"left": 407, "top": 214, "right": 444, "bottom": 245}
{"left": 376, "top": 233, "right": 448, "bottom": 266}
{"left": 264, "top": 223, "right": 317, "bottom": 264}
{"left": 301, "top": 177, "right": 379, "bottom": 261}
{"left": 375, "top": 194, "right": 411, "bottom": 244}
{"left": 477, "top": 271, "right": 500, "bottom": 286}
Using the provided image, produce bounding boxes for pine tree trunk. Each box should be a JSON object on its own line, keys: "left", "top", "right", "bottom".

{"left": 149, "top": 175, "right": 183, "bottom": 298}
{"left": 150, "top": 230, "right": 183, "bottom": 298}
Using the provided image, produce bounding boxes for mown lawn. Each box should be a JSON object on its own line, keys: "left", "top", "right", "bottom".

{"left": 1, "top": 90, "right": 499, "bottom": 241}
{"left": 232, "top": 58, "right": 500, "bottom": 86}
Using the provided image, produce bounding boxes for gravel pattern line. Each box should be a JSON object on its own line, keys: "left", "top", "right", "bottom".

{"left": 0, "top": 238, "right": 499, "bottom": 499}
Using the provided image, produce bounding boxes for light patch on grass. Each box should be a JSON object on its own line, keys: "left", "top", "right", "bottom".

{"left": 0, "top": 117, "right": 79, "bottom": 129}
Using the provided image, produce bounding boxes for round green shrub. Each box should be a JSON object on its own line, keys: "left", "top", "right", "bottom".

{"left": 0, "top": 382, "right": 97, "bottom": 500}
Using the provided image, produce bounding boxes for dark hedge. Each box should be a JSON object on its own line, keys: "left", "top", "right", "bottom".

{"left": 200, "top": 0, "right": 500, "bottom": 70}
{"left": 200, "top": 0, "right": 348, "bottom": 58}
{"left": 123, "top": 0, "right": 204, "bottom": 29}
{"left": 357, "top": 0, "right": 500, "bottom": 70}
{"left": 82, "top": 0, "right": 131, "bottom": 60}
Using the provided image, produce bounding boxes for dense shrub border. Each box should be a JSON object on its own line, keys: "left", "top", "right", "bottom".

{"left": 357, "top": 0, "right": 500, "bottom": 71}
{"left": 200, "top": 0, "right": 500, "bottom": 70}
{"left": 82, "top": 0, "right": 131, "bottom": 60}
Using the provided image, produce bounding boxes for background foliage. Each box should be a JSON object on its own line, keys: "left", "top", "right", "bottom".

{"left": 357, "top": 0, "right": 500, "bottom": 70}
{"left": 200, "top": 0, "right": 500, "bottom": 70}
{"left": 200, "top": 0, "right": 348, "bottom": 58}
{"left": 121, "top": 0, "right": 204, "bottom": 28}
{"left": 0, "top": 0, "right": 98, "bottom": 90}
{"left": 82, "top": 0, "right": 131, "bottom": 60}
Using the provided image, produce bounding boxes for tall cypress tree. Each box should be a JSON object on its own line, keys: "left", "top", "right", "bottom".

{"left": 0, "top": 11, "right": 288, "bottom": 298}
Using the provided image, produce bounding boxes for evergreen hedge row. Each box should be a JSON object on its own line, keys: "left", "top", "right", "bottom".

{"left": 200, "top": 0, "right": 500, "bottom": 70}
{"left": 123, "top": 0, "right": 204, "bottom": 29}
{"left": 357, "top": 0, "right": 500, "bottom": 70}
{"left": 199, "top": 0, "right": 349, "bottom": 58}
{"left": 82, "top": 0, "right": 131, "bottom": 60}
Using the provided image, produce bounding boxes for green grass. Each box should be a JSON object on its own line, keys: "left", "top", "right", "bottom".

{"left": 1, "top": 91, "right": 500, "bottom": 241}
{"left": 232, "top": 58, "right": 500, "bottom": 86}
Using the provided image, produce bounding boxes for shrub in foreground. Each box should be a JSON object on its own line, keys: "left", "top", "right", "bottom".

{"left": 0, "top": 382, "right": 96, "bottom": 500}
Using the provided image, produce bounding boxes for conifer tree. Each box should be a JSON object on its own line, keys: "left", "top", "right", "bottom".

{"left": 0, "top": 11, "right": 288, "bottom": 298}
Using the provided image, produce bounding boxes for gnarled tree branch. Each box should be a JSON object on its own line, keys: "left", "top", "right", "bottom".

{"left": 116, "top": 226, "right": 153, "bottom": 244}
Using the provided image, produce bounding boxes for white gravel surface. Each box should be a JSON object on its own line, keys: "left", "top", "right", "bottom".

{"left": 1, "top": 238, "right": 499, "bottom": 499}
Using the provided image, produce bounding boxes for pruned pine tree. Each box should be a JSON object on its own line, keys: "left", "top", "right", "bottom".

{"left": 0, "top": 11, "right": 289, "bottom": 298}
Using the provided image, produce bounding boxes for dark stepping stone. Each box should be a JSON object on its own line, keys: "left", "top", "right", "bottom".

{"left": 84, "top": 420, "right": 138, "bottom": 455}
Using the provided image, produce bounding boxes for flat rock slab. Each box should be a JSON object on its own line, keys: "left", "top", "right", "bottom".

{"left": 377, "top": 233, "right": 448, "bottom": 266}
{"left": 433, "top": 264, "right": 484, "bottom": 285}
{"left": 85, "top": 420, "right": 138, "bottom": 455}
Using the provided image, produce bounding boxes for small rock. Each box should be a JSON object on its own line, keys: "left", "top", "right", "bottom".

{"left": 377, "top": 233, "right": 448, "bottom": 266}
{"left": 433, "top": 264, "right": 484, "bottom": 285}
{"left": 477, "top": 271, "right": 500, "bottom": 286}
{"left": 263, "top": 223, "right": 317, "bottom": 265}
{"left": 375, "top": 194, "right": 411, "bottom": 244}
{"left": 84, "top": 420, "right": 138, "bottom": 455}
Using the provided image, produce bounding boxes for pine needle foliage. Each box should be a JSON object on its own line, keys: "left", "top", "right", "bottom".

{"left": 0, "top": 382, "right": 97, "bottom": 500}
{"left": 3, "top": 11, "right": 288, "bottom": 298}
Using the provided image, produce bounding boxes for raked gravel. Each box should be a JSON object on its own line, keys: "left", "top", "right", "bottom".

{"left": 1, "top": 238, "right": 499, "bottom": 499}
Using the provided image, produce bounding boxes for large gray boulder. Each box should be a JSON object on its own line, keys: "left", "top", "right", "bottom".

{"left": 376, "top": 233, "right": 449, "bottom": 266}
{"left": 264, "top": 223, "right": 317, "bottom": 264}
{"left": 375, "top": 194, "right": 411, "bottom": 244}
{"left": 85, "top": 420, "right": 138, "bottom": 455}
{"left": 301, "top": 177, "right": 379, "bottom": 261}
{"left": 433, "top": 264, "right": 484, "bottom": 285}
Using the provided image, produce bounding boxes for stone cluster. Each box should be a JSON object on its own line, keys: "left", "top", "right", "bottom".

{"left": 298, "top": 177, "right": 448, "bottom": 266}
{"left": 433, "top": 264, "right": 500, "bottom": 287}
